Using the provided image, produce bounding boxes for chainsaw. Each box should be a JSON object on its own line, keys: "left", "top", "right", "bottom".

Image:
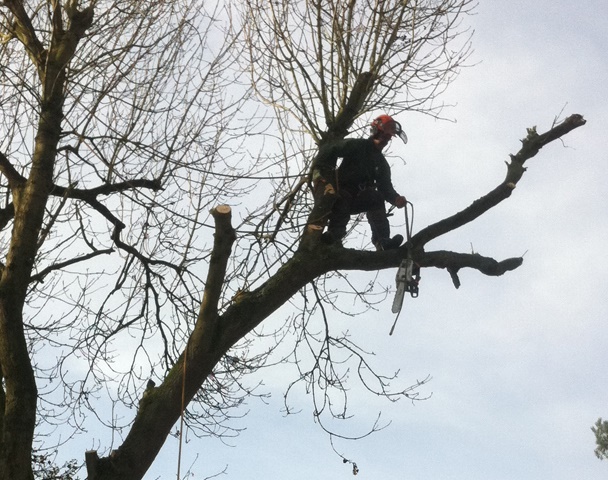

{"left": 389, "top": 202, "right": 420, "bottom": 335}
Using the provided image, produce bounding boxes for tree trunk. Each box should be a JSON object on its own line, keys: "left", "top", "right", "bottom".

{"left": 0, "top": 9, "right": 70, "bottom": 476}
{"left": 0, "top": 105, "right": 61, "bottom": 480}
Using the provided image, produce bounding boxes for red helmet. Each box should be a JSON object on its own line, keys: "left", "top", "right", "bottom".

{"left": 370, "top": 114, "right": 408, "bottom": 144}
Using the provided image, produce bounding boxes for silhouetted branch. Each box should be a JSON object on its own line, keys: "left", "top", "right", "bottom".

{"left": 412, "top": 114, "right": 586, "bottom": 247}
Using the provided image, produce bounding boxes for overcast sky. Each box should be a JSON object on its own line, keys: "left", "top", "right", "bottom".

{"left": 146, "top": 1, "right": 608, "bottom": 478}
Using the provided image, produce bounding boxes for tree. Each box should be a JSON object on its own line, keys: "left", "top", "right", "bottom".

{"left": 592, "top": 418, "right": 608, "bottom": 461}
{"left": 0, "top": 1, "right": 585, "bottom": 479}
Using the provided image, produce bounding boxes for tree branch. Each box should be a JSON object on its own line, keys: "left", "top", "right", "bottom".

{"left": 0, "top": 147, "right": 161, "bottom": 230}
{"left": 325, "top": 71, "right": 375, "bottom": 142}
{"left": 50, "top": 178, "right": 163, "bottom": 229}
{"left": 198, "top": 205, "right": 236, "bottom": 333}
{"left": 420, "top": 250, "right": 523, "bottom": 288}
{"left": 29, "top": 248, "right": 114, "bottom": 284}
{"left": 51, "top": 178, "right": 163, "bottom": 200}
{"left": 3, "top": 0, "right": 47, "bottom": 72}
{"left": 412, "top": 114, "right": 586, "bottom": 247}
{"left": 0, "top": 204, "right": 14, "bottom": 232}
{"left": 94, "top": 207, "right": 238, "bottom": 480}
{"left": 0, "top": 150, "right": 26, "bottom": 189}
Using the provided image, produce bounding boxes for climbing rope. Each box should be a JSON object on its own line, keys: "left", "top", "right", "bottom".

{"left": 176, "top": 343, "right": 188, "bottom": 480}
{"left": 404, "top": 199, "right": 414, "bottom": 244}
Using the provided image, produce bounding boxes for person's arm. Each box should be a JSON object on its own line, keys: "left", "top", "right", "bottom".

{"left": 310, "top": 140, "right": 350, "bottom": 182}
{"left": 376, "top": 155, "right": 404, "bottom": 205}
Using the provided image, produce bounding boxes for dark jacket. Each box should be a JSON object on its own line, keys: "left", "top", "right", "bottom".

{"left": 310, "top": 137, "right": 399, "bottom": 204}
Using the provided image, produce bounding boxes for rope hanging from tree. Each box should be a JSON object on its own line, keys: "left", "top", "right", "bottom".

{"left": 176, "top": 343, "right": 188, "bottom": 479}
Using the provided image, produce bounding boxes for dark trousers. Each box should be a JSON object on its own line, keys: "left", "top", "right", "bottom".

{"left": 326, "top": 185, "right": 390, "bottom": 243}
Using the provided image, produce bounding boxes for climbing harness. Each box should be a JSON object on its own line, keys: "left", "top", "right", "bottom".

{"left": 389, "top": 201, "right": 420, "bottom": 335}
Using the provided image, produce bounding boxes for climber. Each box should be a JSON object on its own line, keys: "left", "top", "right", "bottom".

{"left": 309, "top": 114, "right": 408, "bottom": 250}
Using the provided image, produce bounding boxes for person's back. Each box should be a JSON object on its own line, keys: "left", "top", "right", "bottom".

{"left": 335, "top": 138, "right": 381, "bottom": 187}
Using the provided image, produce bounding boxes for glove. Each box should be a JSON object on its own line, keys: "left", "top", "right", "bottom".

{"left": 394, "top": 195, "right": 407, "bottom": 208}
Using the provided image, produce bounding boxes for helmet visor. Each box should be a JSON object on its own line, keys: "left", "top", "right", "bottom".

{"left": 397, "top": 129, "right": 408, "bottom": 144}
{"left": 384, "top": 120, "right": 408, "bottom": 144}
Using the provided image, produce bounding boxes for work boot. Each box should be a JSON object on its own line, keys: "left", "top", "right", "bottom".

{"left": 375, "top": 234, "right": 404, "bottom": 251}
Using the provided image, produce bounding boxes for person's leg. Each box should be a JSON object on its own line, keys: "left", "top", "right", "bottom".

{"left": 353, "top": 188, "right": 403, "bottom": 250}
{"left": 322, "top": 188, "right": 354, "bottom": 244}
{"left": 366, "top": 208, "right": 390, "bottom": 244}
{"left": 352, "top": 188, "right": 387, "bottom": 242}
{"left": 308, "top": 178, "right": 337, "bottom": 230}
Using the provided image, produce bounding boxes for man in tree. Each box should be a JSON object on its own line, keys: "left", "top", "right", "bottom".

{"left": 310, "top": 114, "right": 408, "bottom": 250}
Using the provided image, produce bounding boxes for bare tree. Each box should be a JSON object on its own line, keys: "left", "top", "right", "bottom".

{"left": 0, "top": 0, "right": 255, "bottom": 478}
{"left": 0, "top": 1, "right": 585, "bottom": 480}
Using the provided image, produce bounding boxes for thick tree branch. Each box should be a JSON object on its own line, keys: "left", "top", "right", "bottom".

{"left": 411, "top": 182, "right": 516, "bottom": 248}
{"left": 412, "top": 114, "right": 586, "bottom": 247}
{"left": 198, "top": 205, "right": 236, "bottom": 337}
{"left": 324, "top": 71, "right": 375, "bottom": 142}
{"left": 294, "top": 244, "right": 521, "bottom": 281}
{"left": 92, "top": 207, "right": 238, "bottom": 480}
{"left": 46, "top": 2, "right": 94, "bottom": 74}
{"left": 0, "top": 204, "right": 14, "bottom": 233}
{"left": 3, "top": 0, "right": 47, "bottom": 72}
{"left": 0, "top": 150, "right": 26, "bottom": 189}
{"left": 0, "top": 152, "right": 18, "bottom": 231}
{"left": 93, "top": 241, "right": 317, "bottom": 479}
{"left": 420, "top": 250, "right": 523, "bottom": 288}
